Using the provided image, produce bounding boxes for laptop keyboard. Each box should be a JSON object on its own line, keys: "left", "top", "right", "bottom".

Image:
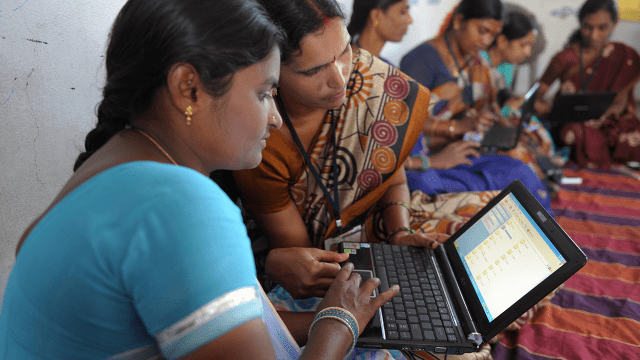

{"left": 372, "top": 243, "right": 459, "bottom": 343}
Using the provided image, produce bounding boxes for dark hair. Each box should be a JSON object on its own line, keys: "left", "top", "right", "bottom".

{"left": 257, "top": 0, "right": 345, "bottom": 63}
{"left": 451, "top": 0, "right": 505, "bottom": 30}
{"left": 567, "top": 0, "right": 618, "bottom": 45}
{"left": 347, "top": 0, "right": 404, "bottom": 37}
{"left": 73, "top": 0, "right": 284, "bottom": 171}
{"left": 501, "top": 11, "right": 536, "bottom": 41}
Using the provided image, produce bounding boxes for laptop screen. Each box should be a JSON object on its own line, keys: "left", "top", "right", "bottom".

{"left": 451, "top": 193, "right": 566, "bottom": 322}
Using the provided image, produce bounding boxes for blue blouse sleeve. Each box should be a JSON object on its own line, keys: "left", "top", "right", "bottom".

{"left": 121, "top": 170, "right": 262, "bottom": 360}
{"left": 400, "top": 43, "right": 453, "bottom": 90}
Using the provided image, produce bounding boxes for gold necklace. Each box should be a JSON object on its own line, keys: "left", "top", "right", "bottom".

{"left": 134, "top": 128, "right": 178, "bottom": 166}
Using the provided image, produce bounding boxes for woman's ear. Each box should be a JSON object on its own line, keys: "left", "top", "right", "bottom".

{"left": 452, "top": 13, "right": 465, "bottom": 31}
{"left": 496, "top": 34, "right": 508, "bottom": 49}
{"left": 369, "top": 8, "right": 383, "bottom": 29}
{"left": 166, "top": 63, "right": 201, "bottom": 123}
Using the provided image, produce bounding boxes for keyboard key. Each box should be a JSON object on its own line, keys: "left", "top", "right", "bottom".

{"left": 384, "top": 314, "right": 395, "bottom": 322}
{"left": 445, "top": 327, "right": 454, "bottom": 334}
{"left": 410, "top": 324, "right": 423, "bottom": 340}
{"left": 447, "top": 334, "right": 458, "bottom": 342}
{"left": 423, "top": 330, "right": 436, "bottom": 341}
{"left": 443, "top": 321, "right": 452, "bottom": 327}
{"left": 406, "top": 308, "right": 417, "bottom": 316}
{"left": 441, "top": 314, "right": 450, "bottom": 320}
{"left": 434, "top": 327, "right": 447, "bottom": 342}
{"left": 400, "top": 331, "right": 411, "bottom": 340}
{"left": 432, "top": 319, "right": 443, "bottom": 327}
{"left": 417, "top": 307, "right": 428, "bottom": 315}
{"left": 426, "top": 297, "right": 436, "bottom": 303}
{"left": 419, "top": 314, "right": 430, "bottom": 322}
{"left": 394, "top": 304, "right": 405, "bottom": 312}
{"left": 386, "top": 323, "right": 397, "bottom": 330}
{"left": 430, "top": 311, "right": 441, "bottom": 318}
{"left": 387, "top": 330, "right": 399, "bottom": 339}
{"left": 398, "top": 323, "right": 409, "bottom": 332}
{"left": 427, "top": 304, "right": 438, "bottom": 312}
{"left": 421, "top": 322, "right": 433, "bottom": 330}
{"left": 405, "top": 301, "right": 415, "bottom": 308}
{"left": 407, "top": 315, "right": 419, "bottom": 323}
{"left": 396, "top": 311, "right": 407, "bottom": 320}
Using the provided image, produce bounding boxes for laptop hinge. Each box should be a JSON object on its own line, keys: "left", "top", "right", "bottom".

{"left": 435, "top": 245, "right": 483, "bottom": 347}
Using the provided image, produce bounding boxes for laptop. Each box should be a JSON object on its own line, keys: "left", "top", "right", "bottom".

{"left": 548, "top": 91, "right": 616, "bottom": 126}
{"left": 338, "top": 179, "right": 586, "bottom": 355}
{"left": 480, "top": 82, "right": 539, "bottom": 151}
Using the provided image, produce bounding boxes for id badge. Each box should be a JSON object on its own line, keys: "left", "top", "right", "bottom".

{"left": 323, "top": 224, "right": 363, "bottom": 251}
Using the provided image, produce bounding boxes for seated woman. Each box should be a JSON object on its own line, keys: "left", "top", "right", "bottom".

{"left": 536, "top": 0, "right": 640, "bottom": 169}
{"left": 0, "top": 0, "right": 399, "bottom": 359}
{"left": 399, "top": 0, "right": 554, "bottom": 213}
{"left": 233, "top": 1, "right": 501, "bottom": 358}
{"left": 347, "top": 0, "right": 413, "bottom": 64}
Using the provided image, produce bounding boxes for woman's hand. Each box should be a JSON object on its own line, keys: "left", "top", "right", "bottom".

{"left": 430, "top": 140, "right": 481, "bottom": 169}
{"left": 265, "top": 247, "right": 349, "bottom": 299}
{"left": 585, "top": 117, "right": 607, "bottom": 129}
{"left": 599, "top": 91, "right": 627, "bottom": 121}
{"left": 390, "top": 232, "right": 450, "bottom": 249}
{"left": 315, "top": 262, "right": 400, "bottom": 335}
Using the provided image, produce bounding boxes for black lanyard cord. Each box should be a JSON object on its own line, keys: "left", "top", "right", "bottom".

{"left": 579, "top": 44, "right": 604, "bottom": 93}
{"left": 275, "top": 95, "right": 343, "bottom": 232}
{"left": 445, "top": 33, "right": 475, "bottom": 108}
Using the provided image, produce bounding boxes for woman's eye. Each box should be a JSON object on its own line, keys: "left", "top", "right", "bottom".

{"left": 303, "top": 69, "right": 320, "bottom": 77}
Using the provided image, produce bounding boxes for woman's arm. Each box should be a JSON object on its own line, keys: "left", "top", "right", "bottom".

{"left": 377, "top": 166, "right": 448, "bottom": 248}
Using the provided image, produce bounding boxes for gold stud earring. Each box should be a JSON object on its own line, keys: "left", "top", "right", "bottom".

{"left": 185, "top": 105, "right": 193, "bottom": 125}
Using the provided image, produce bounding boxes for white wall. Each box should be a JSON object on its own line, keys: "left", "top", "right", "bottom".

{"left": 1, "top": 0, "right": 639, "bottom": 312}
{"left": 0, "top": 0, "right": 127, "bottom": 314}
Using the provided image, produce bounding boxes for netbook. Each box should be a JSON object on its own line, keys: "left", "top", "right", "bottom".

{"left": 548, "top": 91, "right": 616, "bottom": 125}
{"left": 480, "top": 83, "right": 539, "bottom": 151}
{"left": 338, "top": 180, "right": 586, "bottom": 356}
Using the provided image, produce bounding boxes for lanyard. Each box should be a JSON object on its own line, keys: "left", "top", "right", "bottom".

{"left": 579, "top": 44, "right": 604, "bottom": 92}
{"left": 445, "top": 33, "right": 475, "bottom": 108}
{"left": 275, "top": 95, "right": 343, "bottom": 232}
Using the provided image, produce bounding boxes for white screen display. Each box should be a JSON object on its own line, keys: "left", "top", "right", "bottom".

{"left": 454, "top": 194, "right": 566, "bottom": 321}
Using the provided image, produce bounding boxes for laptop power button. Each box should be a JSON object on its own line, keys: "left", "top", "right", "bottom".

{"left": 434, "top": 347, "right": 448, "bottom": 353}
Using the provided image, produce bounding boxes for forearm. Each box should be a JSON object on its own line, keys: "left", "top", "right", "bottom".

{"left": 378, "top": 168, "right": 412, "bottom": 243}
{"left": 299, "top": 319, "right": 353, "bottom": 360}
{"left": 277, "top": 311, "right": 315, "bottom": 346}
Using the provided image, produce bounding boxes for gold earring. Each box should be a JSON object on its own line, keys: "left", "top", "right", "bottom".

{"left": 374, "top": 20, "right": 379, "bottom": 27}
{"left": 185, "top": 105, "right": 193, "bottom": 125}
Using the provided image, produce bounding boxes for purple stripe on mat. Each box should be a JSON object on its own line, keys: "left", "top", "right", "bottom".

{"left": 560, "top": 185, "right": 640, "bottom": 200}
{"left": 492, "top": 343, "right": 552, "bottom": 360}
{"left": 550, "top": 208, "right": 640, "bottom": 227}
{"left": 551, "top": 289, "right": 640, "bottom": 322}
{"left": 580, "top": 247, "right": 640, "bottom": 267}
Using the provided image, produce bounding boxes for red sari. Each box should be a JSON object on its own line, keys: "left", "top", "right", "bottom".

{"left": 540, "top": 42, "right": 640, "bottom": 169}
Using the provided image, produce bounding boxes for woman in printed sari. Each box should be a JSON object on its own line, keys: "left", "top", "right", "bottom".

{"left": 398, "top": 0, "right": 554, "bottom": 213}
{"left": 536, "top": 0, "right": 640, "bottom": 169}
{"left": 233, "top": 0, "right": 496, "bottom": 358}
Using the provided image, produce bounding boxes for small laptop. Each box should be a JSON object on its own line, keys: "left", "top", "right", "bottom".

{"left": 548, "top": 91, "right": 616, "bottom": 126}
{"left": 338, "top": 180, "right": 586, "bottom": 355}
{"left": 480, "top": 82, "right": 539, "bottom": 151}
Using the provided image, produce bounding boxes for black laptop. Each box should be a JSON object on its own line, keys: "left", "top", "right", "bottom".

{"left": 338, "top": 180, "right": 587, "bottom": 355}
{"left": 480, "top": 83, "right": 539, "bottom": 151}
{"left": 548, "top": 91, "right": 616, "bottom": 126}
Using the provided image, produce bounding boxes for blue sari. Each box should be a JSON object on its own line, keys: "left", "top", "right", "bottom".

{"left": 407, "top": 134, "right": 553, "bottom": 215}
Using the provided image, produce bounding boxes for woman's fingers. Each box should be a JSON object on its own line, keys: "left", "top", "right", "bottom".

{"left": 371, "top": 285, "right": 400, "bottom": 310}
{"left": 335, "top": 262, "right": 354, "bottom": 282}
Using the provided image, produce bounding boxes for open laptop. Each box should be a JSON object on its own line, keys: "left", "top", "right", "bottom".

{"left": 338, "top": 180, "right": 586, "bottom": 355}
{"left": 480, "top": 82, "right": 539, "bottom": 151}
{"left": 548, "top": 91, "right": 616, "bottom": 126}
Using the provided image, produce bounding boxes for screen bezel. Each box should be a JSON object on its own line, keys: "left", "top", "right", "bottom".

{"left": 442, "top": 180, "right": 587, "bottom": 341}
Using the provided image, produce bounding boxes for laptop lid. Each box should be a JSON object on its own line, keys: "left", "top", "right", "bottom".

{"left": 480, "top": 82, "right": 539, "bottom": 150}
{"left": 442, "top": 180, "right": 587, "bottom": 342}
{"left": 549, "top": 91, "right": 616, "bottom": 125}
{"left": 339, "top": 180, "right": 586, "bottom": 353}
